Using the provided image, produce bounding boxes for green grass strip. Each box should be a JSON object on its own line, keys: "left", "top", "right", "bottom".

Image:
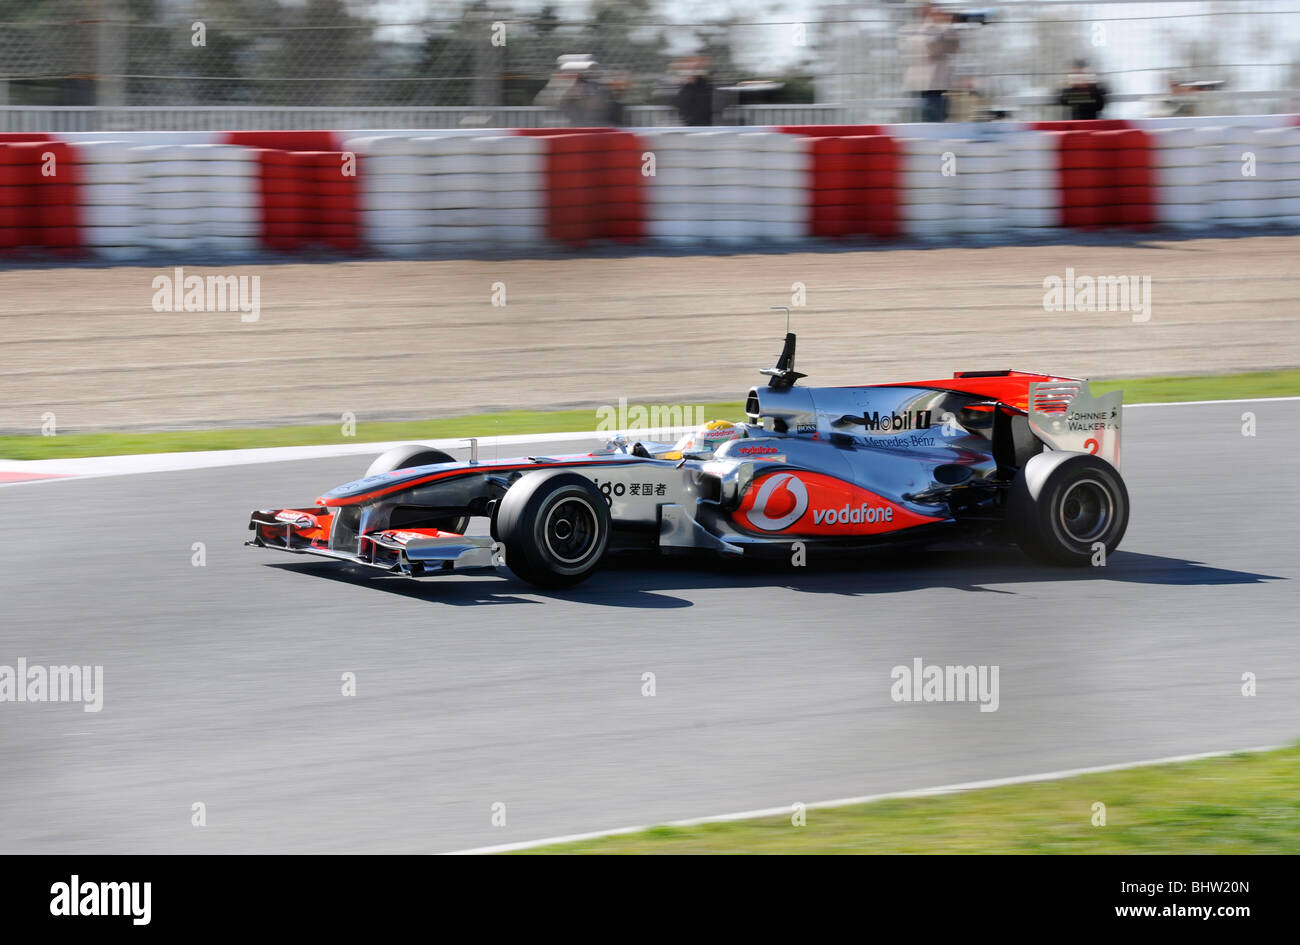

{"left": 3, "top": 370, "right": 1297, "bottom": 461}
{"left": 514, "top": 744, "right": 1300, "bottom": 854}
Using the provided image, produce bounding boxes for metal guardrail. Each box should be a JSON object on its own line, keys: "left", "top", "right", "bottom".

{"left": 0, "top": 105, "right": 722, "bottom": 133}
{"left": 0, "top": 93, "right": 1296, "bottom": 134}
{"left": 720, "top": 92, "right": 1300, "bottom": 125}
{"left": 0, "top": 106, "right": 561, "bottom": 133}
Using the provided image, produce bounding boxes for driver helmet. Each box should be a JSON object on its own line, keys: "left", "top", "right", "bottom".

{"left": 669, "top": 419, "right": 747, "bottom": 458}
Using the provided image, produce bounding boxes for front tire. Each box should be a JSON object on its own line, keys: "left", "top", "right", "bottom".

{"left": 365, "top": 445, "right": 468, "bottom": 535}
{"left": 365, "top": 444, "right": 456, "bottom": 479}
{"left": 1008, "top": 452, "right": 1129, "bottom": 566}
{"left": 496, "top": 471, "right": 610, "bottom": 588}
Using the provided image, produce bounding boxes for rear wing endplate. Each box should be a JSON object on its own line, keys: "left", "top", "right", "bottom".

{"left": 1027, "top": 380, "right": 1122, "bottom": 468}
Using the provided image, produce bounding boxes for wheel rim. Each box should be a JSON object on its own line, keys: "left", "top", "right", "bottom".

{"left": 543, "top": 496, "right": 600, "bottom": 566}
{"left": 1058, "top": 478, "right": 1113, "bottom": 543}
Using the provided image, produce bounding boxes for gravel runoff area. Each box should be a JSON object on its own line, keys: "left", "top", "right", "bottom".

{"left": 2, "top": 235, "right": 1298, "bottom": 433}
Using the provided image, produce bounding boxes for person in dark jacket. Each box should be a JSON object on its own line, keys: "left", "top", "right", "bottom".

{"left": 674, "top": 73, "right": 714, "bottom": 126}
{"left": 1059, "top": 59, "right": 1108, "bottom": 120}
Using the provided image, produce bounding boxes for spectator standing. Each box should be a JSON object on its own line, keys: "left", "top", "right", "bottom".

{"left": 1058, "top": 59, "right": 1108, "bottom": 120}
{"left": 534, "top": 55, "right": 616, "bottom": 126}
{"left": 601, "top": 70, "right": 630, "bottom": 126}
{"left": 674, "top": 69, "right": 715, "bottom": 126}
{"left": 901, "top": 2, "right": 960, "bottom": 123}
{"left": 562, "top": 69, "right": 614, "bottom": 126}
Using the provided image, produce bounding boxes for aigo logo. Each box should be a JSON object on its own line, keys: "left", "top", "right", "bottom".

{"left": 745, "top": 472, "right": 809, "bottom": 531}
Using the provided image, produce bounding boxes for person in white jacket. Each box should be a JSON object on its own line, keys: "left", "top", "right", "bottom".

{"left": 900, "top": 3, "right": 961, "bottom": 123}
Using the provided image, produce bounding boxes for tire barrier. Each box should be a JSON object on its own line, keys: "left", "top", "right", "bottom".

{"left": 525, "top": 129, "right": 646, "bottom": 245}
{"left": 0, "top": 117, "right": 1296, "bottom": 258}
{"left": 0, "top": 140, "right": 82, "bottom": 255}
{"left": 134, "top": 144, "right": 259, "bottom": 256}
{"left": 898, "top": 132, "right": 1058, "bottom": 239}
{"left": 222, "top": 131, "right": 362, "bottom": 254}
{"left": 803, "top": 134, "right": 900, "bottom": 239}
{"left": 1055, "top": 127, "right": 1154, "bottom": 229}
{"left": 256, "top": 148, "right": 361, "bottom": 252}
{"left": 348, "top": 132, "right": 545, "bottom": 255}
{"left": 222, "top": 130, "right": 342, "bottom": 152}
{"left": 641, "top": 129, "right": 808, "bottom": 244}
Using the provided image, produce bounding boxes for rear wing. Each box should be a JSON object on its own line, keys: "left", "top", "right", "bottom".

{"left": 1026, "top": 380, "right": 1122, "bottom": 468}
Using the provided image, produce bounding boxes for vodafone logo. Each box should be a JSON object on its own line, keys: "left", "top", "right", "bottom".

{"left": 745, "top": 473, "right": 809, "bottom": 531}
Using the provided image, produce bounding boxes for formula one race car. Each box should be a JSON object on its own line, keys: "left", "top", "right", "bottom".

{"left": 247, "top": 333, "right": 1128, "bottom": 588}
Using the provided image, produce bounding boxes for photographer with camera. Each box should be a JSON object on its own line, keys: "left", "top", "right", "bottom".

{"left": 901, "top": 2, "right": 961, "bottom": 123}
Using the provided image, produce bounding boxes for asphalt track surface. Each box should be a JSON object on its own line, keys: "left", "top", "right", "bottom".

{"left": 1, "top": 401, "right": 1296, "bottom": 853}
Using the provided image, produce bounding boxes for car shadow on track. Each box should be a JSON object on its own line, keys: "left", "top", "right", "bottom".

{"left": 264, "top": 546, "right": 1282, "bottom": 609}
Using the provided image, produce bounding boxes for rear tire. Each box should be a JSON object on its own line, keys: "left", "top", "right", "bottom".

{"left": 496, "top": 471, "right": 610, "bottom": 588}
{"left": 1009, "top": 452, "right": 1129, "bottom": 566}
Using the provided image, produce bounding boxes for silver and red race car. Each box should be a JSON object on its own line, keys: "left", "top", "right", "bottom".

{"left": 247, "top": 333, "right": 1129, "bottom": 588}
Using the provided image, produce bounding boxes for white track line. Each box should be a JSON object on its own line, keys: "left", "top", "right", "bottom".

{"left": 0, "top": 397, "right": 1294, "bottom": 484}
{"left": 443, "top": 743, "right": 1283, "bottom": 854}
{"left": 0, "top": 427, "right": 695, "bottom": 483}
{"left": 1125, "top": 395, "right": 1300, "bottom": 407}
